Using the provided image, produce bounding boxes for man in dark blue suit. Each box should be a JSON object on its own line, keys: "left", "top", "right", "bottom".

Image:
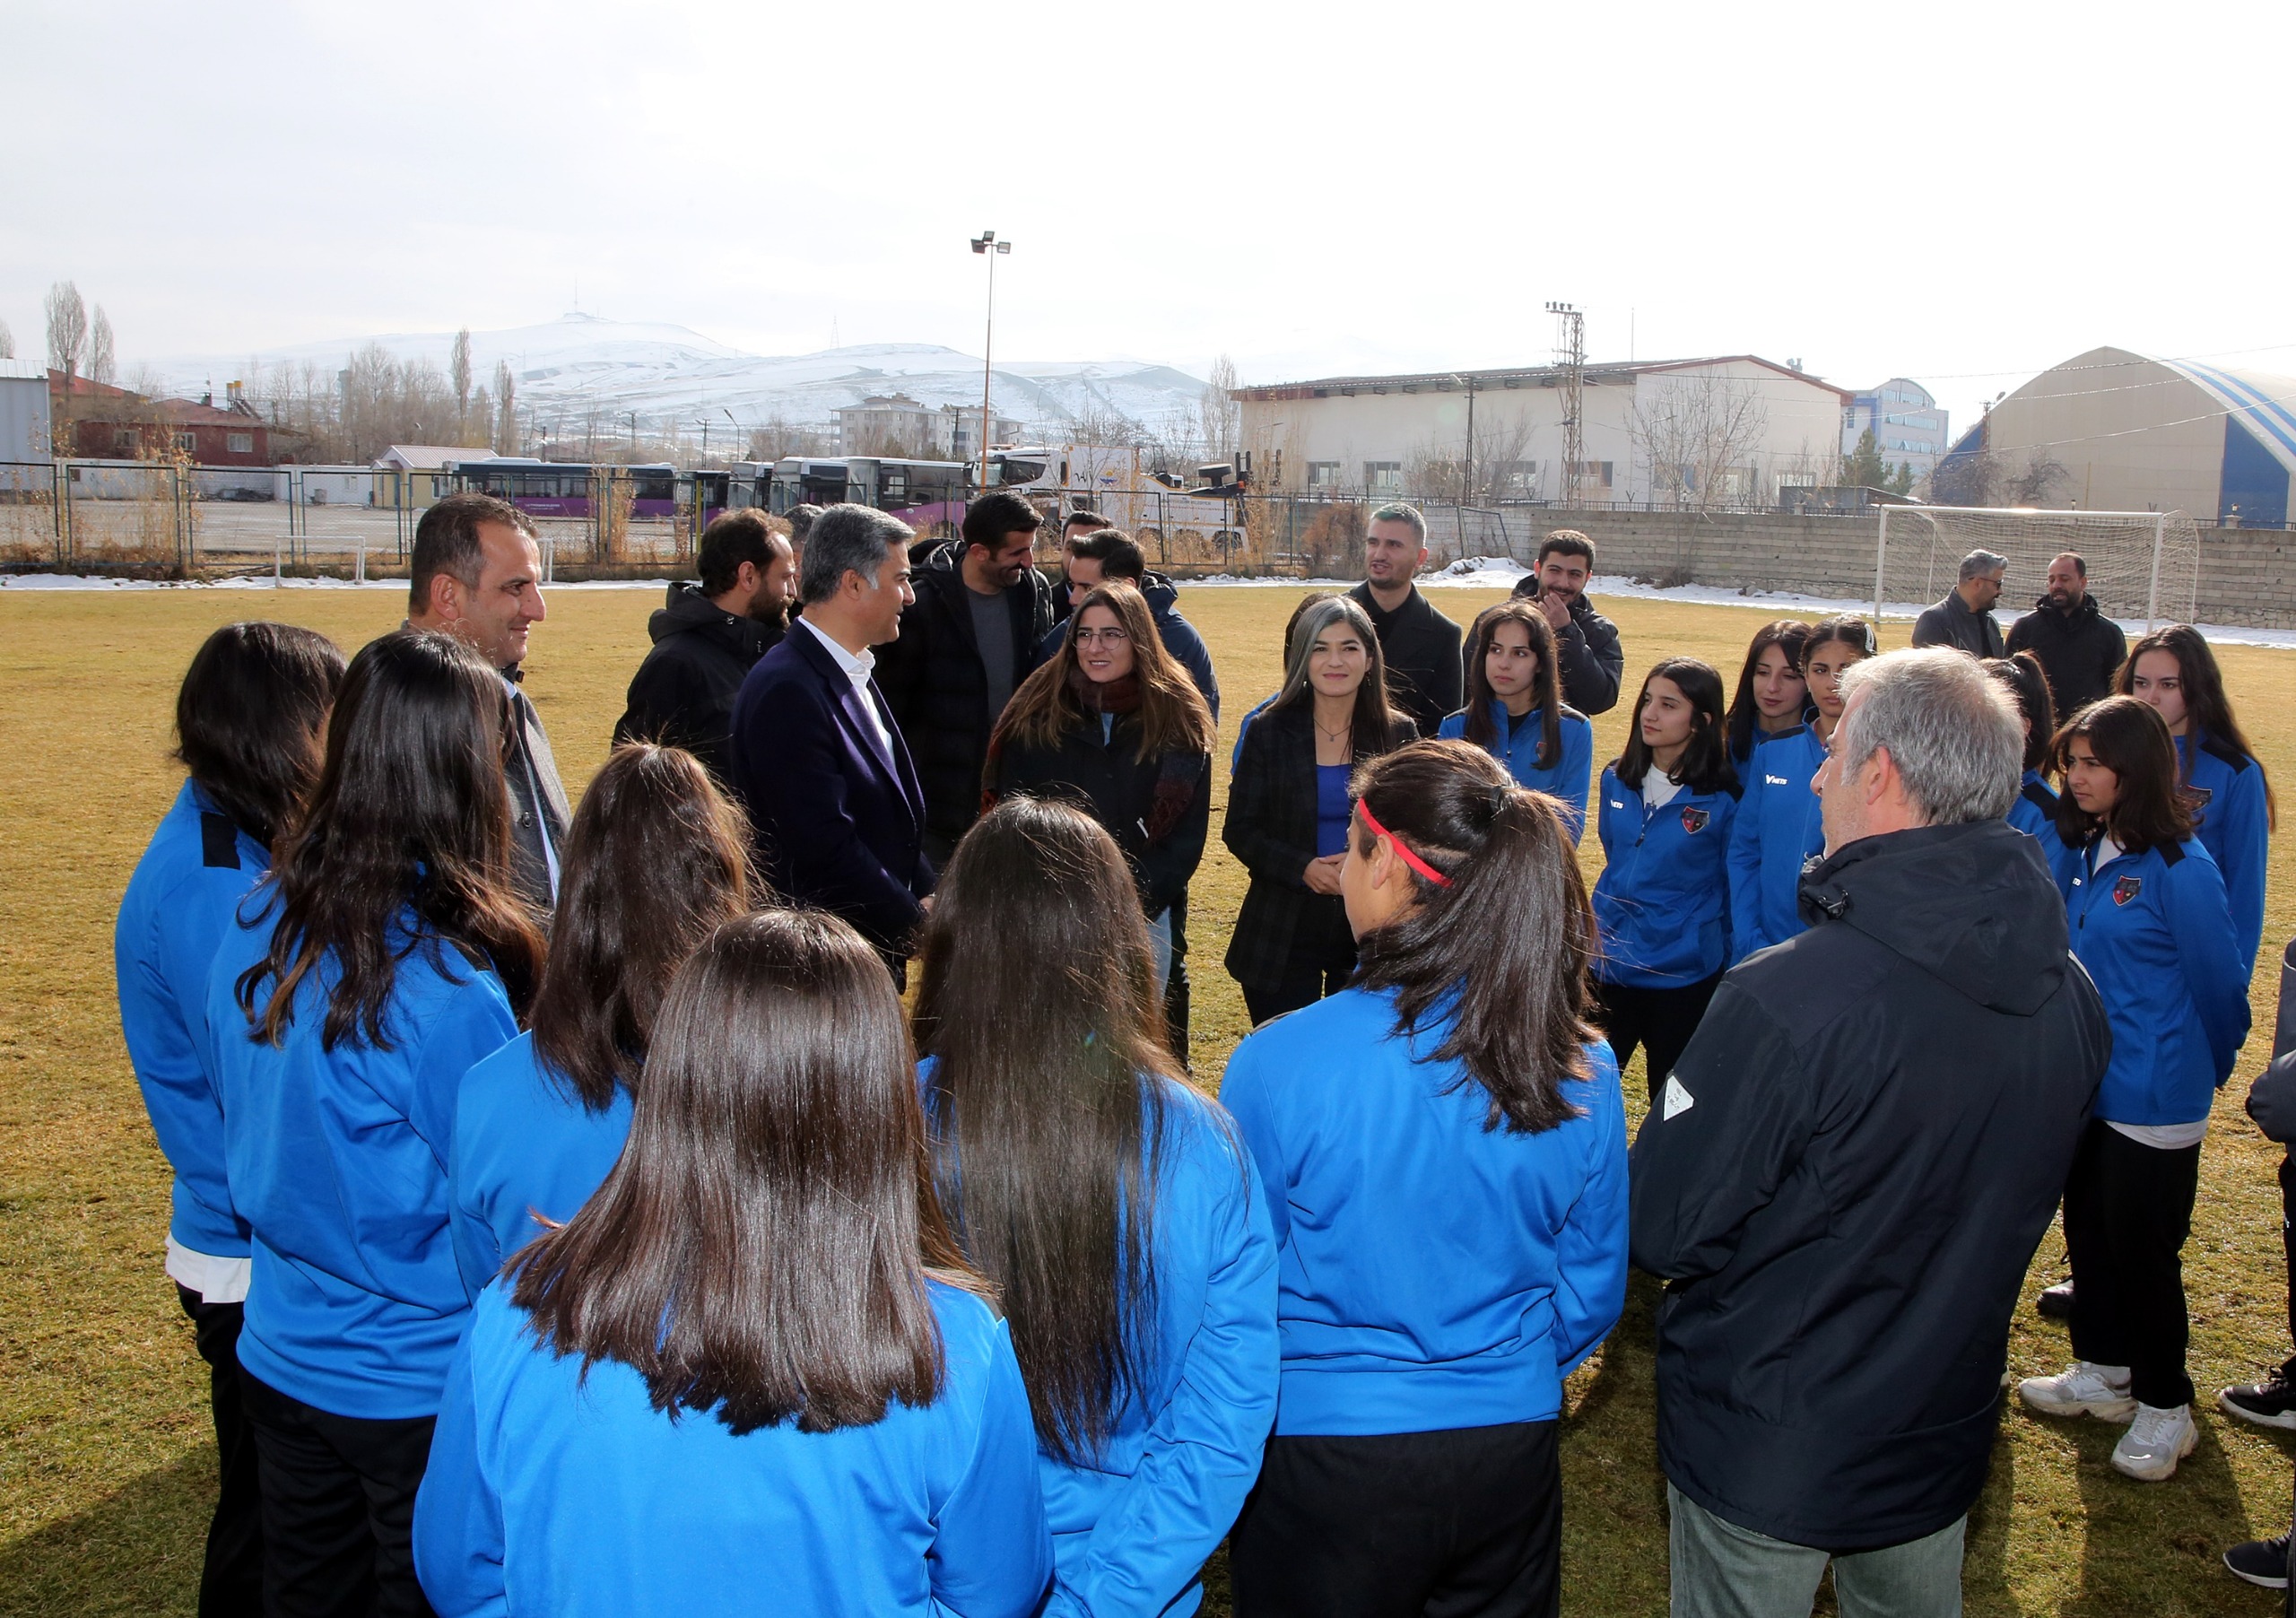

{"left": 728, "top": 503, "right": 932, "bottom": 973}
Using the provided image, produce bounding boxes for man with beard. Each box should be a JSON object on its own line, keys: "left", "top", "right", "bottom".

{"left": 1509, "top": 529, "right": 1624, "bottom": 714}
{"left": 1346, "top": 502, "right": 1462, "bottom": 736}
{"left": 2006, "top": 552, "right": 2127, "bottom": 719}
{"left": 613, "top": 509, "right": 798, "bottom": 781}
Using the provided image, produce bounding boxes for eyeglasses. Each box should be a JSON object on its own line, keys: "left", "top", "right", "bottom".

{"left": 1074, "top": 627, "right": 1131, "bottom": 648}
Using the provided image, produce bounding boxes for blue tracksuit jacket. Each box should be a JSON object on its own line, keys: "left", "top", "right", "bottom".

{"left": 1593, "top": 768, "right": 1741, "bottom": 988}
{"left": 1438, "top": 701, "right": 1595, "bottom": 841}
{"left": 1727, "top": 726, "right": 1828, "bottom": 961}
{"left": 2178, "top": 729, "right": 2271, "bottom": 970}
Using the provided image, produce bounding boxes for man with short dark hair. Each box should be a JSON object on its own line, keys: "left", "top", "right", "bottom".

{"left": 1031, "top": 528, "right": 1220, "bottom": 716}
{"left": 404, "top": 491, "right": 569, "bottom": 909}
{"left": 1632, "top": 648, "right": 2109, "bottom": 1618}
{"left": 784, "top": 503, "right": 822, "bottom": 548}
{"left": 727, "top": 503, "right": 931, "bottom": 974}
{"left": 613, "top": 509, "right": 796, "bottom": 780}
{"left": 1048, "top": 508, "right": 1111, "bottom": 624}
{"left": 2006, "top": 551, "right": 2126, "bottom": 717}
{"left": 1347, "top": 501, "right": 1461, "bottom": 735}
{"left": 1910, "top": 549, "right": 2007, "bottom": 657}
{"left": 877, "top": 490, "right": 1057, "bottom": 865}
{"left": 1509, "top": 529, "right": 1623, "bottom": 714}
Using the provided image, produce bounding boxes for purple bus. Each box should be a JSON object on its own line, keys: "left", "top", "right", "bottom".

{"left": 450, "top": 459, "right": 679, "bottom": 519}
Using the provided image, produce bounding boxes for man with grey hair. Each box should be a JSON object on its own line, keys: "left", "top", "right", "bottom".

{"left": 1909, "top": 549, "right": 2008, "bottom": 658}
{"left": 1346, "top": 500, "right": 1461, "bottom": 735}
{"left": 727, "top": 503, "right": 932, "bottom": 975}
{"left": 1632, "top": 647, "right": 2109, "bottom": 1617}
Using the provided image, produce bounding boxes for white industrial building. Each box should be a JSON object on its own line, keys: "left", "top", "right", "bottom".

{"left": 0, "top": 358, "right": 54, "bottom": 493}
{"left": 1234, "top": 355, "right": 1849, "bottom": 507}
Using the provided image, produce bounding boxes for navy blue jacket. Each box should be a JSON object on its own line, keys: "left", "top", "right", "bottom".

{"left": 1031, "top": 572, "right": 1221, "bottom": 721}
{"left": 448, "top": 1031, "right": 632, "bottom": 1294}
{"left": 115, "top": 780, "right": 268, "bottom": 1265}
{"left": 1438, "top": 702, "right": 1595, "bottom": 841}
{"left": 1726, "top": 726, "right": 1827, "bottom": 961}
{"left": 1593, "top": 768, "right": 1741, "bottom": 989}
{"left": 728, "top": 623, "right": 934, "bottom": 961}
{"left": 2178, "top": 729, "right": 2271, "bottom": 969}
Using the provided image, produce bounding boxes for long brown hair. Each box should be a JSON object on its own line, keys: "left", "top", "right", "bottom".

{"left": 1724, "top": 619, "right": 1811, "bottom": 761}
{"left": 511, "top": 909, "right": 978, "bottom": 1435}
{"left": 173, "top": 622, "right": 347, "bottom": 849}
{"left": 530, "top": 744, "right": 755, "bottom": 1113}
{"left": 2118, "top": 623, "right": 2276, "bottom": 828}
{"left": 1982, "top": 652, "right": 2056, "bottom": 773}
{"left": 1268, "top": 595, "right": 1410, "bottom": 752}
{"left": 238, "top": 630, "right": 543, "bottom": 1050}
{"left": 1614, "top": 658, "right": 1737, "bottom": 796}
{"left": 994, "top": 582, "right": 1212, "bottom": 761}
{"left": 2051, "top": 695, "right": 2194, "bottom": 856}
{"left": 915, "top": 796, "right": 1183, "bottom": 1464}
{"left": 1351, "top": 740, "right": 1600, "bottom": 1134}
{"left": 1460, "top": 601, "right": 1562, "bottom": 766}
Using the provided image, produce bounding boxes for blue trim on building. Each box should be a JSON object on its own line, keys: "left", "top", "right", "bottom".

{"left": 2220, "top": 416, "right": 2291, "bottom": 528}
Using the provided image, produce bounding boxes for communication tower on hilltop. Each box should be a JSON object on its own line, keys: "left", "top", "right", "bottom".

{"left": 1547, "top": 301, "right": 1585, "bottom": 505}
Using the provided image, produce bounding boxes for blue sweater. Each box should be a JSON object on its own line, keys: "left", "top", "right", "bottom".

{"left": 1726, "top": 726, "right": 1828, "bottom": 962}
{"left": 2057, "top": 836, "right": 2251, "bottom": 1126}
{"left": 413, "top": 1279, "right": 1052, "bottom": 1618}
{"left": 115, "top": 781, "right": 268, "bottom": 1261}
{"left": 207, "top": 899, "right": 519, "bottom": 1418}
{"left": 449, "top": 1031, "right": 634, "bottom": 1295}
{"left": 2179, "top": 730, "right": 2271, "bottom": 970}
{"left": 1220, "top": 987, "right": 1628, "bottom": 1438}
{"left": 2006, "top": 770, "right": 2060, "bottom": 845}
{"left": 1438, "top": 702, "right": 1595, "bottom": 841}
{"left": 1592, "top": 768, "right": 1740, "bottom": 988}
{"left": 924, "top": 1066, "right": 1278, "bottom": 1618}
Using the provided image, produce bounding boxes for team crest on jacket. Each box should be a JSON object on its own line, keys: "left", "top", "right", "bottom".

{"left": 1680, "top": 806, "right": 1709, "bottom": 834}
{"left": 2112, "top": 874, "right": 2144, "bottom": 906}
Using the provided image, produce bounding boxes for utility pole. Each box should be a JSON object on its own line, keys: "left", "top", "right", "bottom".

{"left": 1449, "top": 373, "right": 1480, "bottom": 503}
{"left": 970, "top": 230, "right": 1011, "bottom": 489}
{"left": 1547, "top": 302, "right": 1585, "bottom": 506}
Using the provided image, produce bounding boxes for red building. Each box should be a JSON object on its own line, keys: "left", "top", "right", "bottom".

{"left": 50, "top": 373, "right": 273, "bottom": 465}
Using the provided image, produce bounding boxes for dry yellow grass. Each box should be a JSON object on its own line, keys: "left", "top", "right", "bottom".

{"left": 0, "top": 580, "right": 2291, "bottom": 1614}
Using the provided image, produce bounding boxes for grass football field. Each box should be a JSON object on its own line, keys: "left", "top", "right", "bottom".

{"left": 1, "top": 580, "right": 2291, "bottom": 1615}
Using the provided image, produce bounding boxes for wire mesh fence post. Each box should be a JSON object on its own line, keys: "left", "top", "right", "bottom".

{"left": 1873, "top": 504, "right": 1891, "bottom": 625}
{"left": 2146, "top": 511, "right": 2166, "bottom": 630}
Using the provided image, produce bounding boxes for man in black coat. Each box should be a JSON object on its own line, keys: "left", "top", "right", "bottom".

{"left": 1909, "top": 547, "right": 2007, "bottom": 658}
{"left": 876, "top": 491, "right": 1057, "bottom": 866}
{"left": 1508, "top": 529, "right": 1624, "bottom": 714}
{"left": 1631, "top": 648, "right": 2109, "bottom": 1614}
{"left": 2005, "top": 551, "right": 2126, "bottom": 718}
{"left": 1347, "top": 502, "right": 1461, "bottom": 736}
{"left": 613, "top": 509, "right": 795, "bottom": 780}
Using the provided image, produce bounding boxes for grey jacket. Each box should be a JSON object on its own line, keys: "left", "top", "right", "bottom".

{"left": 1910, "top": 591, "right": 2005, "bottom": 659}
{"left": 504, "top": 675, "right": 571, "bottom": 913}
{"left": 2244, "top": 939, "right": 2296, "bottom": 1143}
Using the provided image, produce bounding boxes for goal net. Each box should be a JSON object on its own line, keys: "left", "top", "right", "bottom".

{"left": 1874, "top": 506, "right": 2201, "bottom": 632}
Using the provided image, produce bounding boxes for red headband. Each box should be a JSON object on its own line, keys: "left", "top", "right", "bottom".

{"left": 1357, "top": 799, "right": 1452, "bottom": 888}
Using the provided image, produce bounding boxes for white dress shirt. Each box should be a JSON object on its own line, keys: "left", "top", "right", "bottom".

{"left": 798, "top": 616, "right": 893, "bottom": 756}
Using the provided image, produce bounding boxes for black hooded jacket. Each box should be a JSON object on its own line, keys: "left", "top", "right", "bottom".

{"left": 613, "top": 583, "right": 781, "bottom": 780}
{"left": 1631, "top": 818, "right": 2109, "bottom": 1551}
{"left": 2005, "top": 593, "right": 2126, "bottom": 718}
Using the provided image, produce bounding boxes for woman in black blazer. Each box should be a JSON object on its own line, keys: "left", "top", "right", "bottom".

{"left": 1223, "top": 596, "right": 1417, "bottom": 1023}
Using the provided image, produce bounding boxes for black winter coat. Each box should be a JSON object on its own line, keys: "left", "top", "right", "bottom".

{"left": 876, "top": 541, "right": 1058, "bottom": 850}
{"left": 2005, "top": 595, "right": 2126, "bottom": 718}
{"left": 612, "top": 583, "right": 781, "bottom": 780}
{"left": 2241, "top": 938, "right": 2296, "bottom": 1145}
{"left": 1349, "top": 583, "right": 1462, "bottom": 738}
{"left": 1909, "top": 590, "right": 2005, "bottom": 659}
{"left": 1508, "top": 580, "right": 1625, "bottom": 715}
{"left": 1222, "top": 701, "right": 1416, "bottom": 991}
{"left": 987, "top": 715, "right": 1211, "bottom": 918}
{"left": 1631, "top": 819, "right": 2109, "bottom": 1551}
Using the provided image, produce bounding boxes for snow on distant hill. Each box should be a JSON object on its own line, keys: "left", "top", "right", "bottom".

{"left": 150, "top": 313, "right": 1211, "bottom": 442}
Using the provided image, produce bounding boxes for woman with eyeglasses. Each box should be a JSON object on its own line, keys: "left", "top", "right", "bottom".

{"left": 1438, "top": 601, "right": 1594, "bottom": 840}
{"left": 986, "top": 582, "right": 1214, "bottom": 1007}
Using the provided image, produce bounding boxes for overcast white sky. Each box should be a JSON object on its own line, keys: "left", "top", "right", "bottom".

{"left": 3, "top": 0, "right": 2289, "bottom": 433}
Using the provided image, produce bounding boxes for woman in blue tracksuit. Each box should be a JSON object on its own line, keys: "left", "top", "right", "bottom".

{"left": 1222, "top": 739, "right": 1628, "bottom": 1617}
{"left": 2017, "top": 696, "right": 2250, "bottom": 1485}
{"left": 414, "top": 910, "right": 1051, "bottom": 1618}
{"left": 1723, "top": 618, "right": 1811, "bottom": 774}
{"left": 1984, "top": 651, "right": 2062, "bottom": 843}
{"left": 1727, "top": 613, "right": 1874, "bottom": 961}
{"left": 449, "top": 742, "right": 752, "bottom": 1292}
{"left": 115, "top": 620, "right": 344, "bottom": 1612}
{"left": 915, "top": 796, "right": 1276, "bottom": 1618}
{"left": 1439, "top": 600, "right": 1595, "bottom": 839}
{"left": 2119, "top": 623, "right": 2274, "bottom": 970}
{"left": 207, "top": 630, "right": 544, "bottom": 1616}
{"left": 1590, "top": 658, "right": 1741, "bottom": 1096}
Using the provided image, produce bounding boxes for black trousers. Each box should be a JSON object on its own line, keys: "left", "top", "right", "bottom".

{"left": 1243, "top": 966, "right": 1353, "bottom": 1028}
{"left": 2281, "top": 1154, "right": 2296, "bottom": 1383}
{"left": 1589, "top": 972, "right": 1722, "bottom": 1096}
{"left": 1163, "top": 888, "right": 1192, "bottom": 1067}
{"left": 2063, "top": 1118, "right": 2202, "bottom": 1410}
{"left": 239, "top": 1369, "right": 439, "bottom": 1618}
{"left": 178, "top": 1285, "right": 264, "bottom": 1617}
{"left": 1230, "top": 1421, "right": 1561, "bottom": 1618}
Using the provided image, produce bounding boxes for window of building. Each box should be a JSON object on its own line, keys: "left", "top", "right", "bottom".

{"left": 1569, "top": 460, "right": 1613, "bottom": 488}
{"left": 227, "top": 432, "right": 254, "bottom": 455}
{"left": 1491, "top": 459, "right": 1539, "bottom": 496}
{"left": 1306, "top": 460, "right": 1343, "bottom": 491}
{"left": 112, "top": 428, "right": 136, "bottom": 452}
{"left": 1363, "top": 461, "right": 1403, "bottom": 496}
{"left": 174, "top": 431, "right": 196, "bottom": 454}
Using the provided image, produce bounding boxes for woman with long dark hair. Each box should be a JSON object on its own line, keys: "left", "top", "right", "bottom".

{"left": 1588, "top": 659, "right": 1742, "bottom": 1095}
{"left": 987, "top": 582, "right": 1214, "bottom": 999}
{"left": 916, "top": 796, "right": 1276, "bottom": 1616}
{"left": 449, "top": 743, "right": 752, "bottom": 1289}
{"left": 1983, "top": 651, "right": 2061, "bottom": 843}
{"left": 1438, "top": 600, "right": 1595, "bottom": 839}
{"left": 116, "top": 621, "right": 345, "bottom": 1613}
{"left": 2118, "top": 623, "right": 2274, "bottom": 969}
{"left": 1222, "top": 740, "right": 1627, "bottom": 1616}
{"left": 2017, "top": 697, "right": 2249, "bottom": 1483}
{"left": 208, "top": 628, "right": 544, "bottom": 1617}
{"left": 1224, "top": 596, "right": 1417, "bottom": 1023}
{"left": 414, "top": 910, "right": 1051, "bottom": 1614}
{"left": 1724, "top": 618, "right": 1811, "bottom": 770}
{"left": 1726, "top": 613, "right": 1874, "bottom": 961}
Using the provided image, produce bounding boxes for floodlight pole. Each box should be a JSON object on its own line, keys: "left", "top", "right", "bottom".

{"left": 971, "top": 231, "right": 1012, "bottom": 490}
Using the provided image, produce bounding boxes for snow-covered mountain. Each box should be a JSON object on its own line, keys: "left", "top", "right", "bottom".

{"left": 150, "top": 313, "right": 1211, "bottom": 441}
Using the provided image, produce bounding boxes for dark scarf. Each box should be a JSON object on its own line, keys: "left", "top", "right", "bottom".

{"left": 1064, "top": 666, "right": 1199, "bottom": 845}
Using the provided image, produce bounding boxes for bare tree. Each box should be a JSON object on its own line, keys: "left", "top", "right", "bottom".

{"left": 494, "top": 361, "right": 517, "bottom": 454}
{"left": 45, "top": 282, "right": 87, "bottom": 383}
{"left": 90, "top": 307, "right": 116, "bottom": 389}
{"left": 0, "top": 318, "right": 13, "bottom": 359}
{"left": 2004, "top": 451, "right": 2067, "bottom": 507}
{"left": 1628, "top": 370, "right": 1770, "bottom": 509}
{"left": 1197, "top": 353, "right": 1239, "bottom": 464}
{"left": 451, "top": 329, "right": 474, "bottom": 436}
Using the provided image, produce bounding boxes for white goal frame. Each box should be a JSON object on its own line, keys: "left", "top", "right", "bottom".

{"left": 1874, "top": 504, "right": 2192, "bottom": 631}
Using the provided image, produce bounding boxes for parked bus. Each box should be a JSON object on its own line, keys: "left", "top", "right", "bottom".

{"left": 449, "top": 459, "right": 678, "bottom": 520}
{"left": 985, "top": 446, "right": 1245, "bottom": 564}
{"left": 766, "top": 457, "right": 970, "bottom": 536}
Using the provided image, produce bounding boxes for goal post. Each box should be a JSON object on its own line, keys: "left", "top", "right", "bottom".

{"left": 1874, "top": 505, "right": 2200, "bottom": 635}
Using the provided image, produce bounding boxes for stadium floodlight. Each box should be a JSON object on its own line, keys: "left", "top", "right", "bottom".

{"left": 970, "top": 231, "right": 1013, "bottom": 489}
{"left": 1874, "top": 505, "right": 2199, "bottom": 632}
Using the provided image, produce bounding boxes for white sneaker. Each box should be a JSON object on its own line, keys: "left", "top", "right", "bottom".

{"left": 2018, "top": 1361, "right": 2137, "bottom": 1421}
{"left": 2111, "top": 1402, "right": 2197, "bottom": 1481}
